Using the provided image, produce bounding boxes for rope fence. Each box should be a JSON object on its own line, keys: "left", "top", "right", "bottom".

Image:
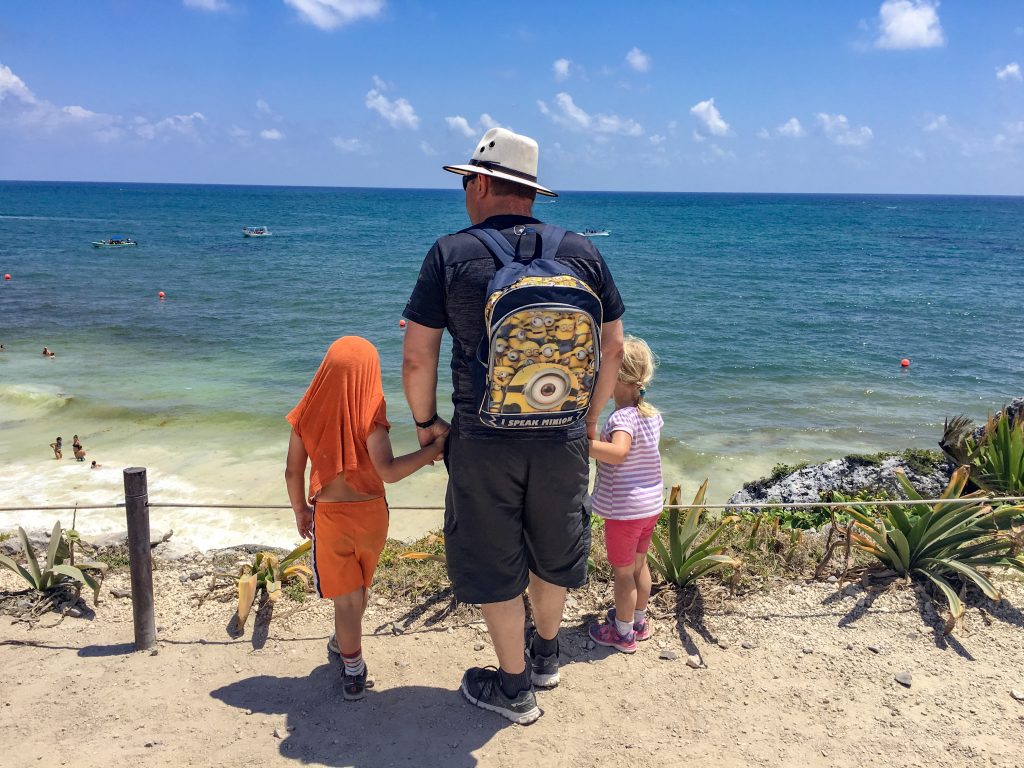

{"left": 3, "top": 497, "right": 1024, "bottom": 514}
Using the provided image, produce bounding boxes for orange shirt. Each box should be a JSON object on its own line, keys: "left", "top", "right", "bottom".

{"left": 286, "top": 337, "right": 390, "bottom": 501}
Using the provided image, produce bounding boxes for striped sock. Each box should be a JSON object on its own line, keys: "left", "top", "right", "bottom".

{"left": 341, "top": 649, "right": 365, "bottom": 677}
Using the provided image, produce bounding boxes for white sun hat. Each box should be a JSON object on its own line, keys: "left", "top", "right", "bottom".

{"left": 443, "top": 127, "right": 557, "bottom": 197}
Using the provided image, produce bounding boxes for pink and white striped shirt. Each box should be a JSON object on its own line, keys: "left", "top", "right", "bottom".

{"left": 592, "top": 406, "right": 664, "bottom": 520}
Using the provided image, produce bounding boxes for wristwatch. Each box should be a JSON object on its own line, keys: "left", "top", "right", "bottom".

{"left": 415, "top": 412, "right": 439, "bottom": 429}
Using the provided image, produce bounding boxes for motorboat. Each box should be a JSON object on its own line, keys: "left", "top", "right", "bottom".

{"left": 242, "top": 226, "right": 272, "bottom": 237}
{"left": 576, "top": 228, "right": 610, "bottom": 237}
{"left": 92, "top": 237, "right": 137, "bottom": 247}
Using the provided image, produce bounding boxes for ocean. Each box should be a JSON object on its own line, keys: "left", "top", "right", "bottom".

{"left": 2, "top": 182, "right": 1023, "bottom": 549}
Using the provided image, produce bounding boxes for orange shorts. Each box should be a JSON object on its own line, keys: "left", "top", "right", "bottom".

{"left": 311, "top": 498, "right": 389, "bottom": 598}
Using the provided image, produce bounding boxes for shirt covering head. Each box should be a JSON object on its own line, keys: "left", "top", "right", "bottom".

{"left": 286, "top": 336, "right": 390, "bottom": 501}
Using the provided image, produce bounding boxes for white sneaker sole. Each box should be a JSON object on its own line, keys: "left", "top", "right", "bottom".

{"left": 460, "top": 681, "right": 541, "bottom": 725}
{"left": 530, "top": 669, "right": 560, "bottom": 689}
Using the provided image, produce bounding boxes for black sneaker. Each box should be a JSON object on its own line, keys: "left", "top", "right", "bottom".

{"left": 527, "top": 635, "right": 560, "bottom": 689}
{"left": 460, "top": 667, "right": 541, "bottom": 725}
{"left": 342, "top": 664, "right": 374, "bottom": 701}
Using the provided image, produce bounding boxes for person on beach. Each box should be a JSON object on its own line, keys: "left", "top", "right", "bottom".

{"left": 587, "top": 336, "right": 664, "bottom": 653}
{"left": 50, "top": 436, "right": 63, "bottom": 459}
{"left": 73, "top": 445, "right": 87, "bottom": 462}
{"left": 90, "top": 460, "right": 101, "bottom": 469}
{"left": 285, "top": 336, "right": 446, "bottom": 701}
{"left": 73, "top": 435, "right": 83, "bottom": 452}
{"left": 402, "top": 127, "right": 625, "bottom": 724}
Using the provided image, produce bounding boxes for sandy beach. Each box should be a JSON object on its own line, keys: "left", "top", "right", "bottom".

{"left": 3, "top": 553, "right": 1024, "bottom": 768}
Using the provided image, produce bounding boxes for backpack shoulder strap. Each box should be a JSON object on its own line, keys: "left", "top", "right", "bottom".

{"left": 537, "top": 224, "right": 568, "bottom": 262}
{"left": 465, "top": 227, "right": 516, "bottom": 267}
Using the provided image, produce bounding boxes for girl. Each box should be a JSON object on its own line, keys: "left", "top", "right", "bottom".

{"left": 285, "top": 336, "right": 445, "bottom": 700}
{"left": 587, "top": 335, "right": 664, "bottom": 653}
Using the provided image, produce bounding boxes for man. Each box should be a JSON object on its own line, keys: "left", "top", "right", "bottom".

{"left": 402, "top": 127, "right": 624, "bottom": 724}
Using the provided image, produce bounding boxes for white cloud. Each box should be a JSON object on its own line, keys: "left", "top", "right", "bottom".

{"left": 183, "top": 0, "right": 229, "bottom": 11}
{"left": 553, "top": 58, "right": 571, "bottom": 82}
{"left": 996, "top": 62, "right": 1022, "bottom": 81}
{"left": 689, "top": 97, "right": 730, "bottom": 136}
{"left": 445, "top": 116, "right": 475, "bottom": 138}
{"left": 817, "top": 113, "right": 873, "bottom": 146}
{"left": 365, "top": 85, "right": 419, "bottom": 129}
{"left": 924, "top": 114, "right": 948, "bottom": 131}
{"left": 260, "top": 128, "right": 284, "bottom": 140}
{"left": 649, "top": 134, "right": 666, "bottom": 145}
{"left": 228, "top": 125, "right": 249, "bottom": 138}
{"left": 875, "top": 1, "right": 944, "bottom": 50}
{"left": 331, "top": 136, "right": 365, "bottom": 152}
{"left": 284, "top": 0, "right": 384, "bottom": 31}
{"left": 1, "top": 61, "right": 207, "bottom": 143}
{"left": 537, "top": 93, "right": 643, "bottom": 136}
{"left": 756, "top": 127, "right": 771, "bottom": 140}
{"left": 419, "top": 141, "right": 437, "bottom": 156}
{"left": 256, "top": 98, "right": 272, "bottom": 114}
{"left": 777, "top": 117, "right": 805, "bottom": 138}
{"left": 625, "top": 47, "right": 651, "bottom": 73}
{"left": 62, "top": 105, "right": 97, "bottom": 120}
{"left": 0, "top": 63, "right": 37, "bottom": 104}
{"left": 691, "top": 130, "right": 706, "bottom": 143}
{"left": 445, "top": 113, "right": 505, "bottom": 139}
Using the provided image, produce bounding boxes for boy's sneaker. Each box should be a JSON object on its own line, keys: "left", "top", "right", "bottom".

{"left": 327, "top": 633, "right": 340, "bottom": 655}
{"left": 589, "top": 621, "right": 637, "bottom": 653}
{"left": 606, "top": 608, "right": 653, "bottom": 641}
{"left": 527, "top": 635, "right": 560, "bottom": 689}
{"left": 341, "top": 664, "right": 374, "bottom": 701}
{"left": 460, "top": 667, "right": 541, "bottom": 725}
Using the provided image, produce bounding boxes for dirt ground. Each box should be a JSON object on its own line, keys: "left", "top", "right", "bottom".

{"left": 3, "top": 563, "right": 1024, "bottom": 768}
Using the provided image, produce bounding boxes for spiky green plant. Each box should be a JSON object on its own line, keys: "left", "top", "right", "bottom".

{"left": 0, "top": 522, "right": 108, "bottom": 604}
{"left": 227, "top": 540, "right": 313, "bottom": 630}
{"left": 966, "top": 411, "right": 1024, "bottom": 496}
{"left": 838, "top": 466, "right": 1024, "bottom": 623}
{"left": 648, "top": 481, "right": 741, "bottom": 588}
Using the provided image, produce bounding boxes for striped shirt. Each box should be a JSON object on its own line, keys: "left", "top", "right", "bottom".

{"left": 592, "top": 407, "right": 664, "bottom": 520}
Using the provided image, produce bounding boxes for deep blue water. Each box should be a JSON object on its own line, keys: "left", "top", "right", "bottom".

{"left": 2, "top": 182, "right": 1023, "bottom": 514}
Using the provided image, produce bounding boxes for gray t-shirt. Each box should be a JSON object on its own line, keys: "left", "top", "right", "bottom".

{"left": 403, "top": 215, "right": 625, "bottom": 440}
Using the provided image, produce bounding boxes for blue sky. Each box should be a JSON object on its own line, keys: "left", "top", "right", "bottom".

{"left": 1, "top": 1, "right": 1022, "bottom": 193}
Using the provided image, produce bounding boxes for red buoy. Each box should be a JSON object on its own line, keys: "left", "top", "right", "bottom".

{"left": 399, "top": 319, "right": 407, "bottom": 328}
{"left": 900, "top": 358, "right": 910, "bottom": 368}
{"left": 3, "top": 274, "right": 10, "bottom": 281}
{"left": 158, "top": 291, "right": 166, "bottom": 299}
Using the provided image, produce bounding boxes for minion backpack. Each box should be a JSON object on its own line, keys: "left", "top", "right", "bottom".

{"left": 467, "top": 224, "right": 602, "bottom": 429}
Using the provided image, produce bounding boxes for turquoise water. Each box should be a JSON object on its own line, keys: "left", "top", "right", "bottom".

{"left": 2, "top": 182, "right": 1023, "bottom": 546}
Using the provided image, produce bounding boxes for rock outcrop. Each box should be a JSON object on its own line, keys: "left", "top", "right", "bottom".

{"left": 727, "top": 451, "right": 955, "bottom": 509}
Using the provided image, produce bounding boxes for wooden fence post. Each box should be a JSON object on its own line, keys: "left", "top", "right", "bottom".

{"left": 123, "top": 467, "right": 156, "bottom": 651}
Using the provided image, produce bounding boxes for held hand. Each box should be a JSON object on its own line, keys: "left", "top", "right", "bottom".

{"left": 586, "top": 419, "right": 598, "bottom": 441}
{"left": 417, "top": 417, "right": 451, "bottom": 448}
{"left": 430, "top": 430, "right": 448, "bottom": 462}
{"left": 293, "top": 506, "right": 313, "bottom": 539}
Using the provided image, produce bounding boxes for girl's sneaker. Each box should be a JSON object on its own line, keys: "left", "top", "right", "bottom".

{"left": 606, "top": 608, "right": 653, "bottom": 642}
{"left": 588, "top": 621, "right": 637, "bottom": 653}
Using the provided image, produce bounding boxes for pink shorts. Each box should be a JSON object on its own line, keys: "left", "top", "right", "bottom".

{"left": 603, "top": 514, "right": 661, "bottom": 568}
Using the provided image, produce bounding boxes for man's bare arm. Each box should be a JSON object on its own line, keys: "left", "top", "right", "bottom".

{"left": 586, "top": 318, "right": 625, "bottom": 439}
{"left": 402, "top": 321, "right": 449, "bottom": 448}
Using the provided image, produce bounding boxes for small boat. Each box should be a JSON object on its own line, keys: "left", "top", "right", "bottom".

{"left": 92, "top": 237, "right": 137, "bottom": 247}
{"left": 242, "top": 226, "right": 271, "bottom": 238}
{"left": 576, "top": 228, "right": 610, "bottom": 237}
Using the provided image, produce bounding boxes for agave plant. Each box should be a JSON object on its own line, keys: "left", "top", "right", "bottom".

{"left": 0, "top": 522, "right": 108, "bottom": 604}
{"left": 838, "top": 466, "right": 1024, "bottom": 622}
{"left": 230, "top": 540, "right": 313, "bottom": 630}
{"left": 648, "top": 481, "right": 741, "bottom": 588}
{"left": 966, "top": 412, "right": 1024, "bottom": 496}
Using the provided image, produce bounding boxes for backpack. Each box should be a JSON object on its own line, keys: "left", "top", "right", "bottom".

{"left": 466, "top": 224, "right": 603, "bottom": 430}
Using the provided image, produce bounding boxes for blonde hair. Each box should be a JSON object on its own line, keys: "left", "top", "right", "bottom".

{"left": 618, "top": 334, "right": 658, "bottom": 417}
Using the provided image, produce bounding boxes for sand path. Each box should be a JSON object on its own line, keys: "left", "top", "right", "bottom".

{"left": 2, "top": 568, "right": 1024, "bottom": 768}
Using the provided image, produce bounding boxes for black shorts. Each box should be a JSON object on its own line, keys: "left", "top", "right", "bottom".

{"left": 443, "top": 433, "right": 592, "bottom": 604}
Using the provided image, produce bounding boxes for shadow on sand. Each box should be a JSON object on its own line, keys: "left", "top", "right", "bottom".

{"left": 211, "top": 662, "right": 506, "bottom": 767}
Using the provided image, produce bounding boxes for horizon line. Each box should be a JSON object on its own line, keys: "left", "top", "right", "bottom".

{"left": 1, "top": 179, "right": 1023, "bottom": 199}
